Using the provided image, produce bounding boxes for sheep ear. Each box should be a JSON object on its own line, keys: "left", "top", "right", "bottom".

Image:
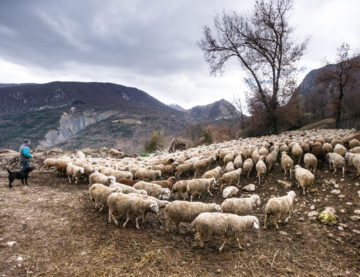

{"left": 253, "top": 221, "right": 260, "bottom": 229}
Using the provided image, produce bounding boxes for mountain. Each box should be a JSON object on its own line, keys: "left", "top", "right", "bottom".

{"left": 187, "top": 99, "right": 237, "bottom": 123}
{"left": 168, "top": 103, "right": 185, "bottom": 112}
{"left": 0, "top": 82, "right": 238, "bottom": 153}
{"left": 293, "top": 56, "right": 360, "bottom": 129}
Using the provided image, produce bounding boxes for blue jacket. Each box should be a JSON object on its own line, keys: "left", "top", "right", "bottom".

{"left": 19, "top": 145, "right": 33, "bottom": 161}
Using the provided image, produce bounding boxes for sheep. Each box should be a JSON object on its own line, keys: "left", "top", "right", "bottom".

{"left": 221, "top": 195, "right": 261, "bottom": 215}
{"left": 349, "top": 139, "right": 360, "bottom": 149}
{"left": 135, "top": 169, "right": 161, "bottom": 181}
{"left": 107, "top": 193, "right": 159, "bottom": 229}
{"left": 160, "top": 163, "right": 178, "bottom": 177}
{"left": 255, "top": 156, "right": 267, "bottom": 185}
{"left": 322, "top": 143, "right": 333, "bottom": 153}
{"left": 89, "top": 183, "right": 121, "bottom": 211}
{"left": 222, "top": 186, "right": 239, "bottom": 198}
{"left": 291, "top": 143, "right": 303, "bottom": 165}
{"left": 350, "top": 146, "right": 360, "bottom": 154}
{"left": 117, "top": 178, "right": 137, "bottom": 186}
{"left": 56, "top": 161, "right": 68, "bottom": 177}
{"left": 264, "top": 191, "right": 296, "bottom": 229}
{"left": 66, "top": 163, "right": 85, "bottom": 184}
{"left": 327, "top": 153, "right": 345, "bottom": 177}
{"left": 225, "top": 161, "right": 235, "bottom": 172}
{"left": 233, "top": 154, "right": 243, "bottom": 168}
{"left": 133, "top": 181, "right": 171, "bottom": 200}
{"left": 303, "top": 153, "right": 317, "bottom": 173}
{"left": 186, "top": 178, "right": 217, "bottom": 201}
{"left": 265, "top": 147, "right": 278, "bottom": 171}
{"left": 109, "top": 182, "right": 147, "bottom": 195}
{"left": 223, "top": 152, "right": 236, "bottom": 164}
{"left": 259, "top": 146, "right": 269, "bottom": 157}
{"left": 172, "top": 180, "right": 189, "bottom": 200}
{"left": 191, "top": 213, "right": 260, "bottom": 252}
{"left": 243, "top": 158, "right": 254, "bottom": 178}
{"left": 175, "top": 162, "right": 194, "bottom": 178}
{"left": 75, "top": 150, "right": 86, "bottom": 159}
{"left": 352, "top": 154, "right": 360, "bottom": 176}
{"left": 164, "top": 201, "right": 222, "bottom": 232}
{"left": 102, "top": 168, "right": 133, "bottom": 181}
{"left": 251, "top": 149, "right": 260, "bottom": 164}
{"left": 202, "top": 166, "right": 222, "bottom": 179}
{"left": 281, "top": 152, "right": 294, "bottom": 179}
{"left": 88, "top": 170, "right": 115, "bottom": 186}
{"left": 152, "top": 176, "right": 176, "bottom": 189}
{"left": 311, "top": 141, "right": 326, "bottom": 168}
{"left": 294, "top": 165, "right": 315, "bottom": 195}
{"left": 193, "top": 156, "right": 216, "bottom": 177}
{"left": 41, "top": 158, "right": 59, "bottom": 170}
{"left": 333, "top": 144, "right": 347, "bottom": 157}
{"left": 220, "top": 168, "right": 242, "bottom": 191}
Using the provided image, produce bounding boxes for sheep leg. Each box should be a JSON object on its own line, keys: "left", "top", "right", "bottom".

{"left": 219, "top": 238, "right": 228, "bottom": 252}
{"left": 258, "top": 175, "right": 261, "bottom": 185}
{"left": 135, "top": 217, "right": 140, "bottom": 229}
{"left": 123, "top": 214, "right": 130, "bottom": 228}
{"left": 108, "top": 210, "right": 112, "bottom": 223}
{"left": 207, "top": 189, "right": 213, "bottom": 197}
{"left": 342, "top": 167, "right": 345, "bottom": 178}
{"left": 289, "top": 168, "right": 292, "bottom": 180}
{"left": 99, "top": 204, "right": 104, "bottom": 212}
{"left": 236, "top": 237, "right": 244, "bottom": 250}
{"left": 194, "top": 232, "right": 204, "bottom": 248}
{"left": 67, "top": 176, "right": 72, "bottom": 184}
{"left": 165, "top": 218, "right": 171, "bottom": 232}
{"left": 190, "top": 194, "right": 193, "bottom": 202}
{"left": 264, "top": 213, "right": 268, "bottom": 229}
{"left": 333, "top": 168, "right": 337, "bottom": 174}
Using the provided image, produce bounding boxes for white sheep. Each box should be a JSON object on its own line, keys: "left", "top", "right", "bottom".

{"left": 243, "top": 158, "right": 254, "bottom": 178}
{"left": 220, "top": 168, "right": 242, "bottom": 191}
{"left": 109, "top": 182, "right": 147, "bottom": 195}
{"left": 222, "top": 186, "right": 239, "bottom": 198}
{"left": 294, "top": 165, "right": 315, "bottom": 195}
{"left": 264, "top": 191, "right": 296, "bottom": 229}
{"left": 291, "top": 143, "right": 303, "bottom": 164}
{"left": 225, "top": 161, "right": 235, "bottom": 172}
{"left": 175, "top": 162, "right": 194, "bottom": 178}
{"left": 233, "top": 154, "right": 243, "bottom": 168}
{"left": 164, "top": 200, "right": 222, "bottom": 232}
{"left": 327, "top": 152, "right": 345, "bottom": 177}
{"left": 107, "top": 192, "right": 159, "bottom": 229}
{"left": 186, "top": 178, "right": 217, "bottom": 201}
{"left": 66, "top": 163, "right": 85, "bottom": 184}
{"left": 303, "top": 153, "right": 317, "bottom": 173}
{"left": 333, "top": 144, "right": 347, "bottom": 157}
{"left": 202, "top": 166, "right": 222, "bottom": 180}
{"left": 135, "top": 169, "right": 161, "bottom": 181}
{"left": 281, "top": 152, "right": 294, "bottom": 179}
{"left": 221, "top": 194, "right": 261, "bottom": 215}
{"left": 101, "top": 168, "right": 133, "bottom": 181}
{"left": 193, "top": 156, "right": 216, "bottom": 177}
{"left": 89, "top": 171, "right": 115, "bottom": 186}
{"left": 133, "top": 181, "right": 171, "bottom": 200}
{"left": 191, "top": 213, "right": 260, "bottom": 252}
{"left": 171, "top": 180, "right": 189, "bottom": 200}
{"left": 89, "top": 183, "right": 121, "bottom": 211}
{"left": 255, "top": 156, "right": 267, "bottom": 185}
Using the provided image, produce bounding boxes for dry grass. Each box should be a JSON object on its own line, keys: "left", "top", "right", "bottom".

{"left": 0, "top": 168, "right": 359, "bottom": 277}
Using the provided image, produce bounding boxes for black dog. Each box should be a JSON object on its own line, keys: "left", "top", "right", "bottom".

{"left": 7, "top": 167, "right": 34, "bottom": 188}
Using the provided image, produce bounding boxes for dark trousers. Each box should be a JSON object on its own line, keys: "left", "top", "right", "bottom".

{"left": 20, "top": 161, "right": 30, "bottom": 171}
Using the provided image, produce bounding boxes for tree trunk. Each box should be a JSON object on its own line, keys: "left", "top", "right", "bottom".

{"left": 336, "top": 86, "right": 344, "bottom": 129}
{"left": 267, "top": 106, "right": 279, "bottom": 135}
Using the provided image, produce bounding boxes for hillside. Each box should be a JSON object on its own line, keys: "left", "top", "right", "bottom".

{"left": 0, "top": 82, "right": 238, "bottom": 153}
{"left": 293, "top": 56, "right": 360, "bottom": 129}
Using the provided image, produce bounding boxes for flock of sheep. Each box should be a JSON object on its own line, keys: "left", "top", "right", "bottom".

{"left": 41, "top": 128, "right": 360, "bottom": 252}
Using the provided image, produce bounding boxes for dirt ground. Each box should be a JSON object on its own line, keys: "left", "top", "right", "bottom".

{"left": 0, "top": 167, "right": 359, "bottom": 277}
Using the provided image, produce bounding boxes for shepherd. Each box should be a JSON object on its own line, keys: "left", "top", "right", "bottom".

{"left": 19, "top": 139, "right": 33, "bottom": 171}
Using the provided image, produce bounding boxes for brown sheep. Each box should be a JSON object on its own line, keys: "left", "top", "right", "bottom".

{"left": 152, "top": 177, "right": 177, "bottom": 189}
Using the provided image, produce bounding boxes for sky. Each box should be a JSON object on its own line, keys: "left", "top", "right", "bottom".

{"left": 0, "top": 0, "right": 359, "bottom": 109}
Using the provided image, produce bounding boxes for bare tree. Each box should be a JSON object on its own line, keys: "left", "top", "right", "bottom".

{"left": 322, "top": 43, "right": 360, "bottom": 128}
{"left": 198, "top": 0, "right": 307, "bottom": 134}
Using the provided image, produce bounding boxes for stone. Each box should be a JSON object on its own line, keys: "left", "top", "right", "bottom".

{"left": 242, "top": 184, "right": 256, "bottom": 192}
{"left": 352, "top": 230, "right": 360, "bottom": 235}
{"left": 279, "top": 231, "right": 288, "bottom": 236}
{"left": 276, "top": 180, "right": 292, "bottom": 189}
{"left": 354, "top": 210, "right": 360, "bottom": 215}
{"left": 345, "top": 202, "right": 353, "bottom": 206}
{"left": 17, "top": 257, "right": 23, "bottom": 262}
{"left": 350, "top": 216, "right": 360, "bottom": 221}
{"left": 338, "top": 194, "right": 345, "bottom": 199}
{"left": 330, "top": 189, "right": 341, "bottom": 195}
{"left": 340, "top": 178, "right": 345, "bottom": 182}
{"left": 6, "top": 241, "right": 16, "bottom": 247}
{"left": 310, "top": 205, "right": 315, "bottom": 210}
{"left": 308, "top": 211, "right": 319, "bottom": 218}
{"left": 355, "top": 182, "right": 360, "bottom": 187}
{"left": 334, "top": 184, "right": 340, "bottom": 189}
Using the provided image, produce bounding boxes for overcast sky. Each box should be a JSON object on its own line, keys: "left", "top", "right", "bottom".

{"left": 0, "top": 0, "right": 359, "bottom": 109}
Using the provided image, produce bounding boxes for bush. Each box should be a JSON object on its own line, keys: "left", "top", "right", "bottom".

{"left": 144, "top": 130, "right": 165, "bottom": 153}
